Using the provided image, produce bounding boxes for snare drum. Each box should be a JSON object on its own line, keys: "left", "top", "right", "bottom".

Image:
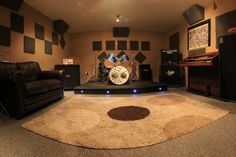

{"left": 104, "top": 54, "right": 117, "bottom": 68}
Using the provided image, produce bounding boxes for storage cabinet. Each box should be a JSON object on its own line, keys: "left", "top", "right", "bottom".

{"left": 54, "top": 64, "right": 80, "bottom": 90}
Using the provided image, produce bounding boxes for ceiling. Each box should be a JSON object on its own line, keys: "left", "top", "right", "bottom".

{"left": 24, "top": 0, "right": 214, "bottom": 34}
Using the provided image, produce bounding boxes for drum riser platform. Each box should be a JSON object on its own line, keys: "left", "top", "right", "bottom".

{"left": 74, "top": 81, "right": 167, "bottom": 94}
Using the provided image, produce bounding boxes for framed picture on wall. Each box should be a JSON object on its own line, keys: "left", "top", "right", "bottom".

{"left": 188, "top": 19, "right": 211, "bottom": 51}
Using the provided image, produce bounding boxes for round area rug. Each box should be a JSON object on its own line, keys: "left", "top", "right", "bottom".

{"left": 21, "top": 93, "right": 229, "bottom": 149}
{"left": 107, "top": 106, "right": 150, "bottom": 121}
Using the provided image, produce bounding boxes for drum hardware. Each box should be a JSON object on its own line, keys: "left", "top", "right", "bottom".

{"left": 94, "top": 53, "right": 138, "bottom": 85}
{"left": 129, "top": 52, "right": 138, "bottom": 81}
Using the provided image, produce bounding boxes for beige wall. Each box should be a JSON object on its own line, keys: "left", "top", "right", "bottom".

{"left": 0, "top": 3, "right": 70, "bottom": 70}
{"left": 166, "top": 0, "right": 236, "bottom": 87}
{"left": 70, "top": 30, "right": 166, "bottom": 83}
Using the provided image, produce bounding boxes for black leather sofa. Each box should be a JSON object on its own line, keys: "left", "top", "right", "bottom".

{"left": 0, "top": 61, "right": 64, "bottom": 119}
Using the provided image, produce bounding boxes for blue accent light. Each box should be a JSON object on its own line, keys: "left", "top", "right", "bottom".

{"left": 159, "top": 87, "right": 162, "bottom": 91}
{"left": 80, "top": 90, "right": 84, "bottom": 93}
{"left": 133, "top": 89, "right": 137, "bottom": 93}
{"left": 106, "top": 90, "right": 110, "bottom": 94}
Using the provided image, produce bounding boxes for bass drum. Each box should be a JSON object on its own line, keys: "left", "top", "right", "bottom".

{"left": 109, "top": 66, "right": 129, "bottom": 85}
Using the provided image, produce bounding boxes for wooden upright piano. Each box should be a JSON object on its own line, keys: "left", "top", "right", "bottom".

{"left": 180, "top": 52, "right": 219, "bottom": 97}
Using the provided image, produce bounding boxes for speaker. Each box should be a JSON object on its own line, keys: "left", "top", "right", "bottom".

{"left": 53, "top": 20, "right": 69, "bottom": 35}
{"left": 160, "top": 64, "right": 184, "bottom": 86}
{"left": 139, "top": 64, "right": 152, "bottom": 81}
{"left": 219, "top": 33, "right": 236, "bottom": 101}
{"left": 161, "top": 50, "right": 182, "bottom": 64}
{"left": 55, "top": 64, "right": 80, "bottom": 90}
{"left": 183, "top": 4, "right": 204, "bottom": 25}
{"left": 113, "top": 27, "right": 129, "bottom": 37}
{"left": 0, "top": 0, "right": 23, "bottom": 11}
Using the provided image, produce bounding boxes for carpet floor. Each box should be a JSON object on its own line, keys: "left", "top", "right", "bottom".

{"left": 21, "top": 92, "right": 229, "bottom": 149}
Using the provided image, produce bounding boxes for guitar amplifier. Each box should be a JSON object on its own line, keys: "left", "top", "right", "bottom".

{"left": 55, "top": 64, "right": 80, "bottom": 90}
{"left": 139, "top": 64, "right": 152, "bottom": 81}
{"left": 161, "top": 50, "right": 182, "bottom": 64}
{"left": 160, "top": 64, "right": 184, "bottom": 86}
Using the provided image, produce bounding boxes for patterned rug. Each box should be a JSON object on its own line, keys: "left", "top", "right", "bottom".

{"left": 22, "top": 93, "right": 229, "bottom": 149}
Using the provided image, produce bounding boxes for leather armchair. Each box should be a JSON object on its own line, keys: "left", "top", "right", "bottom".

{"left": 0, "top": 61, "right": 64, "bottom": 119}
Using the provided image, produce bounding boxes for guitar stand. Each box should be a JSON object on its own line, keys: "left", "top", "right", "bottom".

{"left": 0, "top": 102, "right": 10, "bottom": 116}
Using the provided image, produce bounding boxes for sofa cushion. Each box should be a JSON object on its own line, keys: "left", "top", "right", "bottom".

{"left": 43, "top": 79, "right": 62, "bottom": 90}
{"left": 17, "top": 62, "right": 41, "bottom": 82}
{"left": 24, "top": 80, "right": 48, "bottom": 97}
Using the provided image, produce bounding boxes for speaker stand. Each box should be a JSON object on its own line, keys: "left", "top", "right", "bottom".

{"left": 0, "top": 102, "right": 10, "bottom": 116}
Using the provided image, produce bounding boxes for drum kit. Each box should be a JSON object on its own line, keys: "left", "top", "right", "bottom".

{"left": 98, "top": 53, "right": 137, "bottom": 85}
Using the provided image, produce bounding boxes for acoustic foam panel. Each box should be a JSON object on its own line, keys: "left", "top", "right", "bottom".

{"left": 93, "top": 41, "right": 102, "bottom": 51}
{"left": 130, "top": 41, "right": 139, "bottom": 50}
{"left": 98, "top": 51, "right": 107, "bottom": 61}
{"left": 106, "top": 40, "right": 115, "bottom": 50}
{"left": 117, "top": 51, "right": 126, "bottom": 58}
{"left": 60, "top": 36, "right": 65, "bottom": 49}
{"left": 35, "top": 23, "right": 45, "bottom": 40}
{"left": 53, "top": 20, "right": 69, "bottom": 35}
{"left": 113, "top": 27, "right": 129, "bottom": 37}
{"left": 45, "top": 41, "right": 52, "bottom": 55}
{"left": 169, "top": 32, "right": 179, "bottom": 50}
{"left": 0, "top": 25, "right": 11, "bottom": 47}
{"left": 183, "top": 4, "right": 205, "bottom": 25}
{"left": 141, "top": 41, "right": 150, "bottom": 51}
{"left": 52, "top": 32, "right": 58, "bottom": 45}
{"left": 0, "top": 0, "right": 23, "bottom": 11}
{"left": 216, "top": 9, "right": 236, "bottom": 47}
{"left": 24, "top": 36, "right": 35, "bottom": 54}
{"left": 11, "top": 12, "right": 24, "bottom": 33}
{"left": 135, "top": 52, "right": 146, "bottom": 63}
{"left": 118, "top": 41, "right": 127, "bottom": 50}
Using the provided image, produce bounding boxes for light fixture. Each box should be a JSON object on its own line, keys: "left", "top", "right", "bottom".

{"left": 133, "top": 89, "right": 137, "bottom": 93}
{"left": 80, "top": 90, "right": 84, "bottom": 93}
{"left": 106, "top": 90, "right": 110, "bottom": 94}
{"left": 116, "top": 15, "right": 120, "bottom": 23}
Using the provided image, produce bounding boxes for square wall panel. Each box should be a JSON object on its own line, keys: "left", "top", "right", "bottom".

{"left": 106, "top": 40, "right": 115, "bottom": 50}
{"left": 0, "top": 25, "right": 11, "bottom": 47}
{"left": 45, "top": 41, "right": 52, "bottom": 55}
{"left": 141, "top": 41, "right": 150, "bottom": 51}
{"left": 11, "top": 12, "right": 24, "bottom": 33}
{"left": 118, "top": 41, "right": 127, "bottom": 50}
{"left": 24, "top": 36, "right": 35, "bottom": 54}
{"left": 35, "top": 23, "right": 45, "bottom": 40}
{"left": 130, "top": 41, "right": 139, "bottom": 50}
{"left": 52, "top": 32, "right": 58, "bottom": 45}
{"left": 93, "top": 41, "right": 102, "bottom": 51}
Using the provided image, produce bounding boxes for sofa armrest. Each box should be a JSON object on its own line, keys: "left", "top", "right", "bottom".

{"left": 38, "top": 70, "right": 64, "bottom": 80}
{"left": 0, "top": 70, "right": 25, "bottom": 118}
{"left": 0, "top": 70, "right": 24, "bottom": 85}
